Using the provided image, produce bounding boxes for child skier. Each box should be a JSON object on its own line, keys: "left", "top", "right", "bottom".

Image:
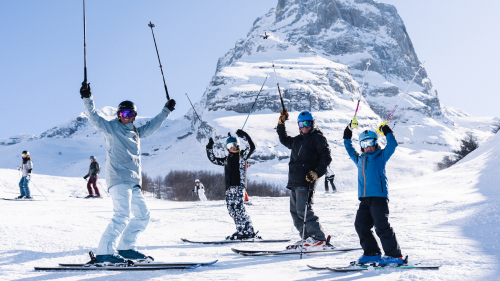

{"left": 206, "top": 129, "right": 259, "bottom": 240}
{"left": 17, "top": 150, "right": 33, "bottom": 200}
{"left": 194, "top": 179, "right": 207, "bottom": 201}
{"left": 276, "top": 110, "right": 333, "bottom": 250}
{"left": 83, "top": 156, "right": 101, "bottom": 198}
{"left": 80, "top": 81, "right": 175, "bottom": 263}
{"left": 324, "top": 166, "right": 336, "bottom": 193}
{"left": 343, "top": 124, "right": 404, "bottom": 265}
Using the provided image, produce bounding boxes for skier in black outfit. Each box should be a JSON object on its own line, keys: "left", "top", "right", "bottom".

{"left": 206, "top": 129, "right": 259, "bottom": 240}
{"left": 276, "top": 110, "right": 333, "bottom": 250}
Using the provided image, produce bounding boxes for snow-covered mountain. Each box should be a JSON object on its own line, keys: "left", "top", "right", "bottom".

{"left": 0, "top": 0, "right": 498, "bottom": 189}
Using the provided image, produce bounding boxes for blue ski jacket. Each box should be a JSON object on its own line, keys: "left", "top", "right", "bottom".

{"left": 83, "top": 96, "right": 171, "bottom": 189}
{"left": 344, "top": 133, "right": 398, "bottom": 201}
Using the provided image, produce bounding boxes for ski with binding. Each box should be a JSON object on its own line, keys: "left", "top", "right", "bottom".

{"left": 181, "top": 238, "right": 290, "bottom": 244}
{"left": 59, "top": 259, "right": 218, "bottom": 267}
{"left": 231, "top": 247, "right": 361, "bottom": 256}
{"left": 35, "top": 264, "right": 201, "bottom": 271}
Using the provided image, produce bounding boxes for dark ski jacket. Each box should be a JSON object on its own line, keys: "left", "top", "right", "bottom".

{"left": 206, "top": 134, "right": 255, "bottom": 190}
{"left": 85, "top": 161, "right": 101, "bottom": 178}
{"left": 344, "top": 132, "right": 397, "bottom": 201}
{"left": 276, "top": 123, "right": 332, "bottom": 190}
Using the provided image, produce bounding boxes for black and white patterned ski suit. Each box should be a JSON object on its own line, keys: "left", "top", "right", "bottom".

{"left": 206, "top": 134, "right": 256, "bottom": 235}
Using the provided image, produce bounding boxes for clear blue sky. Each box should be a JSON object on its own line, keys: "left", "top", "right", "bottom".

{"left": 1, "top": 0, "right": 498, "bottom": 140}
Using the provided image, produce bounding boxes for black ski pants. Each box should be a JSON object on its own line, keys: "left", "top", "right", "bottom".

{"left": 354, "top": 197, "right": 401, "bottom": 257}
{"left": 290, "top": 187, "right": 326, "bottom": 241}
{"left": 324, "top": 175, "right": 336, "bottom": 192}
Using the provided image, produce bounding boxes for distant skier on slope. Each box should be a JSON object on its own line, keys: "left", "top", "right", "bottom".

{"left": 83, "top": 156, "right": 101, "bottom": 198}
{"left": 276, "top": 110, "right": 334, "bottom": 250}
{"left": 80, "top": 81, "right": 175, "bottom": 264}
{"left": 343, "top": 124, "right": 404, "bottom": 265}
{"left": 194, "top": 179, "right": 207, "bottom": 201}
{"left": 324, "top": 166, "right": 336, "bottom": 193}
{"left": 17, "top": 150, "right": 33, "bottom": 200}
{"left": 206, "top": 129, "right": 260, "bottom": 240}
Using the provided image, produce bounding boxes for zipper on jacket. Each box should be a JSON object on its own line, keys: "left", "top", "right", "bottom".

{"left": 362, "top": 154, "right": 366, "bottom": 197}
{"left": 380, "top": 177, "right": 383, "bottom": 193}
{"left": 297, "top": 144, "right": 304, "bottom": 156}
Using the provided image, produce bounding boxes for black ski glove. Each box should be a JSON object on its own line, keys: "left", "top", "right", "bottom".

{"left": 165, "top": 99, "right": 176, "bottom": 111}
{"left": 84, "top": 175, "right": 88, "bottom": 180}
{"left": 236, "top": 129, "right": 248, "bottom": 138}
{"left": 80, "top": 82, "right": 91, "bottom": 99}
{"left": 381, "top": 125, "right": 393, "bottom": 135}
{"left": 305, "top": 171, "right": 318, "bottom": 183}
{"left": 343, "top": 125, "right": 352, "bottom": 139}
{"left": 207, "top": 137, "right": 214, "bottom": 149}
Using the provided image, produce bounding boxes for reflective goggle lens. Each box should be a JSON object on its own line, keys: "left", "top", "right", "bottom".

{"left": 360, "top": 139, "right": 376, "bottom": 149}
{"left": 227, "top": 142, "right": 238, "bottom": 150}
{"left": 120, "top": 110, "right": 135, "bottom": 118}
{"left": 298, "top": 121, "right": 312, "bottom": 128}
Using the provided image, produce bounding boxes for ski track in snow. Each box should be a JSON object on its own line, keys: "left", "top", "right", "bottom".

{"left": 2, "top": 125, "right": 500, "bottom": 281}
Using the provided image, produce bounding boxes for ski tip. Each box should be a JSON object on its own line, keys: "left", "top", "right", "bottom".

{"left": 186, "top": 264, "right": 201, "bottom": 269}
{"left": 201, "top": 260, "right": 218, "bottom": 266}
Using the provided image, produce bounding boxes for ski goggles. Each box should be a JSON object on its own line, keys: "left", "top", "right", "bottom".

{"left": 119, "top": 110, "right": 136, "bottom": 118}
{"left": 298, "top": 120, "right": 313, "bottom": 128}
{"left": 360, "top": 139, "right": 377, "bottom": 149}
{"left": 227, "top": 142, "right": 239, "bottom": 150}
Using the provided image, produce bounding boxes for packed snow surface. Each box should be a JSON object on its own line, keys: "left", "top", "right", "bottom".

{"left": 1, "top": 131, "right": 500, "bottom": 280}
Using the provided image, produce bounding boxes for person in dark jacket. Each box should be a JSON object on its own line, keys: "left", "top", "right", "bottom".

{"left": 206, "top": 129, "right": 259, "bottom": 240}
{"left": 276, "top": 110, "right": 333, "bottom": 250}
{"left": 324, "top": 166, "right": 336, "bottom": 193}
{"left": 343, "top": 124, "right": 404, "bottom": 265}
{"left": 84, "top": 156, "right": 101, "bottom": 198}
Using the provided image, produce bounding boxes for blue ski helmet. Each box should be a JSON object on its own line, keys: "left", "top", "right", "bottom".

{"left": 359, "top": 130, "right": 377, "bottom": 141}
{"left": 359, "top": 130, "right": 378, "bottom": 149}
{"left": 297, "top": 111, "right": 314, "bottom": 123}
{"left": 90, "top": 156, "right": 96, "bottom": 161}
{"left": 226, "top": 133, "right": 240, "bottom": 150}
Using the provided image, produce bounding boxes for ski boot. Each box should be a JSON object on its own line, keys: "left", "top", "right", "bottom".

{"left": 16, "top": 195, "right": 25, "bottom": 199}
{"left": 226, "top": 231, "right": 260, "bottom": 241}
{"left": 378, "top": 255, "right": 406, "bottom": 266}
{"left": 357, "top": 253, "right": 381, "bottom": 264}
{"left": 118, "top": 249, "right": 154, "bottom": 262}
{"left": 93, "top": 195, "right": 102, "bottom": 198}
{"left": 24, "top": 196, "right": 33, "bottom": 200}
{"left": 87, "top": 251, "right": 134, "bottom": 267}
{"left": 285, "top": 239, "right": 303, "bottom": 250}
{"left": 84, "top": 195, "right": 94, "bottom": 199}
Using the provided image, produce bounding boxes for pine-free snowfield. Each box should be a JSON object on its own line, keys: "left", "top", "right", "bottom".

{"left": 1, "top": 131, "right": 499, "bottom": 281}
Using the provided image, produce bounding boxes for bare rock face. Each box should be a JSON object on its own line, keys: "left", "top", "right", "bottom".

{"left": 194, "top": 0, "right": 447, "bottom": 131}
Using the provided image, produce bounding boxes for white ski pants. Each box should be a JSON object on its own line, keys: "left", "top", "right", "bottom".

{"left": 198, "top": 189, "right": 207, "bottom": 201}
{"left": 96, "top": 184, "right": 150, "bottom": 255}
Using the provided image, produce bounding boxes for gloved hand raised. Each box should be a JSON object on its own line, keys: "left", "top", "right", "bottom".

{"left": 343, "top": 125, "right": 352, "bottom": 139}
{"left": 381, "top": 125, "right": 393, "bottom": 135}
{"left": 278, "top": 109, "right": 289, "bottom": 124}
{"left": 165, "top": 99, "right": 176, "bottom": 111}
{"left": 236, "top": 129, "right": 248, "bottom": 138}
{"left": 84, "top": 175, "right": 88, "bottom": 180}
{"left": 206, "top": 137, "right": 214, "bottom": 149}
{"left": 80, "top": 81, "right": 91, "bottom": 99}
{"left": 305, "top": 171, "right": 318, "bottom": 183}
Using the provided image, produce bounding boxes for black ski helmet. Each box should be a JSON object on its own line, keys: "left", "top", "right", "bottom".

{"left": 117, "top": 100, "right": 137, "bottom": 121}
{"left": 22, "top": 150, "right": 29, "bottom": 156}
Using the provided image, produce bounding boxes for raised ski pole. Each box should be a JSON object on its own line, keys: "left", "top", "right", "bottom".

{"left": 241, "top": 76, "right": 268, "bottom": 130}
{"left": 263, "top": 32, "right": 287, "bottom": 116}
{"left": 350, "top": 60, "right": 371, "bottom": 129}
{"left": 82, "top": 0, "right": 88, "bottom": 88}
{"left": 185, "top": 91, "right": 210, "bottom": 138}
{"left": 148, "top": 21, "right": 170, "bottom": 100}
{"left": 299, "top": 188, "right": 311, "bottom": 259}
{"left": 377, "top": 63, "right": 424, "bottom": 135}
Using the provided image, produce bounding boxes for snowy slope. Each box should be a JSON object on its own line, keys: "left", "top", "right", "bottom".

{"left": 1, "top": 125, "right": 499, "bottom": 280}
